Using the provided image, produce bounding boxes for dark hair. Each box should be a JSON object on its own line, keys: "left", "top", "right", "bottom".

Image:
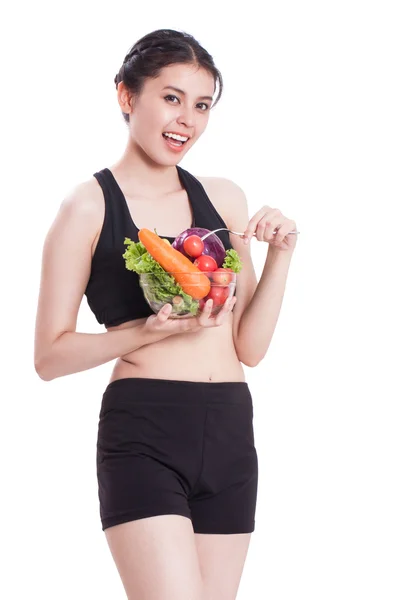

{"left": 114, "top": 29, "right": 223, "bottom": 124}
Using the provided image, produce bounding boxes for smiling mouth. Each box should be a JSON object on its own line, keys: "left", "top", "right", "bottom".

{"left": 162, "top": 133, "right": 190, "bottom": 146}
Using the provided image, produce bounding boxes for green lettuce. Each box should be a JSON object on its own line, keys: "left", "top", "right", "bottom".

{"left": 222, "top": 249, "right": 243, "bottom": 273}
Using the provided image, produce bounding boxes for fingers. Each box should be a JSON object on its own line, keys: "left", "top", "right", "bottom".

{"left": 256, "top": 215, "right": 282, "bottom": 242}
{"left": 198, "top": 296, "right": 236, "bottom": 328}
{"left": 274, "top": 220, "right": 296, "bottom": 245}
{"left": 243, "top": 205, "right": 272, "bottom": 243}
{"left": 152, "top": 296, "right": 236, "bottom": 332}
{"left": 155, "top": 303, "right": 172, "bottom": 325}
{"left": 244, "top": 206, "right": 290, "bottom": 244}
{"left": 214, "top": 296, "right": 236, "bottom": 326}
{"left": 197, "top": 298, "right": 214, "bottom": 326}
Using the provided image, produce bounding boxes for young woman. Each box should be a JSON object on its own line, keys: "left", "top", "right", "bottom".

{"left": 34, "top": 29, "right": 298, "bottom": 600}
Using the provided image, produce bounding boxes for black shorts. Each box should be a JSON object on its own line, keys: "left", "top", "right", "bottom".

{"left": 96, "top": 377, "right": 258, "bottom": 534}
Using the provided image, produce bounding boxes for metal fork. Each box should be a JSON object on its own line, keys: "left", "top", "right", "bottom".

{"left": 201, "top": 227, "right": 300, "bottom": 241}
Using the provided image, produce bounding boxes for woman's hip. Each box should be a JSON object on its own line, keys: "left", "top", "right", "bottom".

{"left": 96, "top": 377, "right": 255, "bottom": 471}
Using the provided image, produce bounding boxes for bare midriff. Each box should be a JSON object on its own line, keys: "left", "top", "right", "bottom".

{"left": 107, "top": 315, "right": 246, "bottom": 384}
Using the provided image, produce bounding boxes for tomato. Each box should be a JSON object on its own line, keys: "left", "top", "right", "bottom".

{"left": 206, "top": 285, "right": 230, "bottom": 306}
{"left": 183, "top": 235, "right": 204, "bottom": 258}
{"left": 212, "top": 268, "right": 234, "bottom": 285}
{"left": 193, "top": 254, "right": 218, "bottom": 272}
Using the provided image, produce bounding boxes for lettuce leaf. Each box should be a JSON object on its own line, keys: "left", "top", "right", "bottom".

{"left": 123, "top": 238, "right": 165, "bottom": 274}
{"left": 222, "top": 249, "right": 243, "bottom": 273}
{"left": 122, "top": 238, "right": 199, "bottom": 315}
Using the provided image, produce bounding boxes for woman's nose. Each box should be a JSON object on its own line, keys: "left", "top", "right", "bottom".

{"left": 177, "top": 107, "right": 195, "bottom": 128}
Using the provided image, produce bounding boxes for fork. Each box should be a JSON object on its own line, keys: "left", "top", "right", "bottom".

{"left": 201, "top": 227, "right": 300, "bottom": 241}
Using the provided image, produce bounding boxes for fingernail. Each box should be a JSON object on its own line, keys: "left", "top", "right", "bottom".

{"left": 243, "top": 237, "right": 249, "bottom": 245}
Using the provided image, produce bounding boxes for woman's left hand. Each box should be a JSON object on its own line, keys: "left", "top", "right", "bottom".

{"left": 242, "top": 206, "right": 298, "bottom": 252}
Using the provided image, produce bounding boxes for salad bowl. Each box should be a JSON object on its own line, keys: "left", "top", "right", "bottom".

{"left": 139, "top": 270, "right": 237, "bottom": 318}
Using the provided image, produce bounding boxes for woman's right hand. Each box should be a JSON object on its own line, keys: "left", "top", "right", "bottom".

{"left": 143, "top": 296, "right": 237, "bottom": 337}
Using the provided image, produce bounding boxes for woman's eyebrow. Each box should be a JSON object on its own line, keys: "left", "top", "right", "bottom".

{"left": 162, "top": 85, "right": 213, "bottom": 102}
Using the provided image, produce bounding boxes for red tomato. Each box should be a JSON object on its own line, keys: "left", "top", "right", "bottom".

{"left": 193, "top": 254, "right": 218, "bottom": 272}
{"left": 183, "top": 235, "right": 204, "bottom": 258}
{"left": 206, "top": 285, "right": 230, "bottom": 306}
{"left": 212, "top": 268, "right": 234, "bottom": 285}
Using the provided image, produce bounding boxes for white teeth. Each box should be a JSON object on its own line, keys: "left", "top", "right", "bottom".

{"left": 163, "top": 132, "right": 189, "bottom": 142}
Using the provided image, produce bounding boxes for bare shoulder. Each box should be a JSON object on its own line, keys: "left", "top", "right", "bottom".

{"left": 60, "top": 175, "right": 104, "bottom": 222}
{"left": 194, "top": 175, "right": 247, "bottom": 229}
{"left": 54, "top": 175, "right": 105, "bottom": 255}
{"left": 195, "top": 175, "right": 245, "bottom": 198}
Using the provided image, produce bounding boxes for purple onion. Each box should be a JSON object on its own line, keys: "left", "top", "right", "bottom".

{"left": 172, "top": 227, "right": 226, "bottom": 267}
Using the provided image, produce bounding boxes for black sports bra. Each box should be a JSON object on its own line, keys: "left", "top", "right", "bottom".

{"left": 84, "top": 165, "right": 234, "bottom": 327}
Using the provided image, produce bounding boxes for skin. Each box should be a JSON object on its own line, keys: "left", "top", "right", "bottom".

{"left": 34, "top": 61, "right": 297, "bottom": 599}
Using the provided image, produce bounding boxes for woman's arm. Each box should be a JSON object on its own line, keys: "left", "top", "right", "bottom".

{"left": 235, "top": 247, "right": 294, "bottom": 367}
{"left": 210, "top": 178, "right": 296, "bottom": 367}
{"left": 36, "top": 326, "right": 163, "bottom": 382}
{"left": 34, "top": 182, "right": 169, "bottom": 381}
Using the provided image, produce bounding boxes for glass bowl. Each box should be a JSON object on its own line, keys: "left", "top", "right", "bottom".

{"left": 139, "top": 271, "right": 237, "bottom": 318}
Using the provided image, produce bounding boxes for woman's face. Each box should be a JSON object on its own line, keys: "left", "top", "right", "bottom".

{"left": 119, "top": 63, "right": 216, "bottom": 166}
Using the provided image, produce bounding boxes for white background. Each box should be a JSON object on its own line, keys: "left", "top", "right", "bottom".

{"left": 2, "top": 0, "right": 399, "bottom": 598}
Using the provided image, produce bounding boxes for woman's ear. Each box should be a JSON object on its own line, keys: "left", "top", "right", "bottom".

{"left": 117, "top": 81, "right": 135, "bottom": 115}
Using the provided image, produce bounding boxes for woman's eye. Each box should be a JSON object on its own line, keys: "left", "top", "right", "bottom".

{"left": 164, "top": 95, "right": 209, "bottom": 111}
{"left": 165, "top": 95, "right": 179, "bottom": 103}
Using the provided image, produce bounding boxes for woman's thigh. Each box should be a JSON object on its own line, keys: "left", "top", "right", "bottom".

{"left": 105, "top": 514, "right": 204, "bottom": 600}
{"left": 195, "top": 532, "right": 252, "bottom": 600}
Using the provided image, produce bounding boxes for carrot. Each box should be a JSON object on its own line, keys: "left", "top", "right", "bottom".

{"left": 138, "top": 228, "right": 211, "bottom": 299}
